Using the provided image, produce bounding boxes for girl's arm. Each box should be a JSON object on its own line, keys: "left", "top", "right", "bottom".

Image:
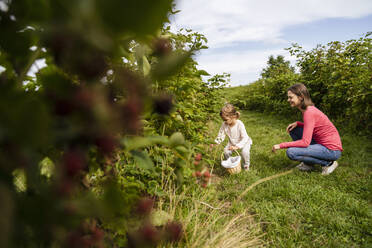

{"left": 214, "top": 123, "right": 226, "bottom": 144}
{"left": 235, "top": 122, "right": 249, "bottom": 149}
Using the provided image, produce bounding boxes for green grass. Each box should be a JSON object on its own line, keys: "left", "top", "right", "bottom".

{"left": 203, "top": 110, "right": 372, "bottom": 247}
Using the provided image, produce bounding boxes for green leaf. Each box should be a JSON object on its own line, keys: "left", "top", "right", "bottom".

{"left": 169, "top": 132, "right": 185, "bottom": 147}
{"left": 151, "top": 210, "right": 172, "bottom": 226}
{"left": 175, "top": 146, "right": 188, "bottom": 156}
{"left": 130, "top": 150, "right": 154, "bottom": 171}
{"left": 151, "top": 50, "right": 193, "bottom": 80}
{"left": 197, "top": 69, "right": 210, "bottom": 76}
{"left": 122, "top": 136, "right": 168, "bottom": 151}
{"left": 142, "top": 55, "right": 151, "bottom": 76}
{"left": 95, "top": 0, "right": 173, "bottom": 36}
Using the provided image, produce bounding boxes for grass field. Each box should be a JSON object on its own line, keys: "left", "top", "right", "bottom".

{"left": 159, "top": 107, "right": 372, "bottom": 247}
{"left": 153, "top": 85, "right": 372, "bottom": 247}
{"left": 212, "top": 110, "right": 372, "bottom": 247}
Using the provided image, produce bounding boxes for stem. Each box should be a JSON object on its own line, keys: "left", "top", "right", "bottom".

{"left": 197, "top": 201, "right": 224, "bottom": 210}
{"left": 236, "top": 169, "right": 294, "bottom": 201}
{"left": 162, "top": 123, "right": 166, "bottom": 136}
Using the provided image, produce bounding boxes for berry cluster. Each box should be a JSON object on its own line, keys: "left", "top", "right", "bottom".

{"left": 192, "top": 153, "right": 212, "bottom": 188}
{"left": 65, "top": 219, "right": 104, "bottom": 248}
{"left": 128, "top": 197, "right": 183, "bottom": 247}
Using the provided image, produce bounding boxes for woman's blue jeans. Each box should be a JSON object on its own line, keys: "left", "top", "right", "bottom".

{"left": 286, "top": 127, "right": 341, "bottom": 166}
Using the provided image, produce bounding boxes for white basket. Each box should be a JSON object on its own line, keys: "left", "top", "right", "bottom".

{"left": 221, "top": 151, "right": 241, "bottom": 174}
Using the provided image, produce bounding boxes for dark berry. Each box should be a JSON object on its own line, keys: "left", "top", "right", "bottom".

{"left": 57, "top": 179, "right": 74, "bottom": 196}
{"left": 139, "top": 224, "right": 159, "bottom": 244}
{"left": 63, "top": 150, "right": 86, "bottom": 177}
{"left": 135, "top": 197, "right": 154, "bottom": 216}
{"left": 153, "top": 38, "right": 172, "bottom": 57}
{"left": 153, "top": 94, "right": 173, "bottom": 115}
{"left": 92, "top": 228, "right": 104, "bottom": 242}
{"left": 122, "top": 97, "right": 142, "bottom": 133}
{"left": 165, "top": 221, "right": 183, "bottom": 242}
{"left": 54, "top": 99, "right": 74, "bottom": 116}
{"left": 95, "top": 135, "right": 118, "bottom": 155}
{"left": 74, "top": 87, "right": 95, "bottom": 110}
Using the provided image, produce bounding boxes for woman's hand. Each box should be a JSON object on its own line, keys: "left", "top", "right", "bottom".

{"left": 272, "top": 144, "right": 280, "bottom": 153}
{"left": 228, "top": 145, "right": 239, "bottom": 151}
{"left": 286, "top": 122, "right": 297, "bottom": 133}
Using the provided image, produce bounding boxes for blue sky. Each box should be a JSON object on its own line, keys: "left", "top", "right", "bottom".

{"left": 171, "top": 0, "right": 372, "bottom": 86}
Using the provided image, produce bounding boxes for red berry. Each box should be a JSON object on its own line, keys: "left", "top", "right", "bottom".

{"left": 195, "top": 153, "right": 202, "bottom": 161}
{"left": 63, "top": 203, "right": 78, "bottom": 215}
{"left": 165, "top": 221, "right": 183, "bottom": 241}
{"left": 135, "top": 197, "right": 154, "bottom": 215}
{"left": 65, "top": 231, "right": 86, "bottom": 248}
{"left": 63, "top": 150, "right": 86, "bottom": 177}
{"left": 57, "top": 179, "right": 74, "bottom": 196}
{"left": 153, "top": 38, "right": 172, "bottom": 57}
{"left": 203, "top": 171, "right": 211, "bottom": 178}
{"left": 95, "top": 135, "right": 118, "bottom": 155}
{"left": 139, "top": 224, "right": 159, "bottom": 244}
{"left": 92, "top": 228, "right": 104, "bottom": 242}
{"left": 193, "top": 160, "right": 200, "bottom": 166}
{"left": 201, "top": 183, "right": 207, "bottom": 188}
{"left": 74, "top": 87, "right": 95, "bottom": 110}
{"left": 122, "top": 97, "right": 143, "bottom": 133}
{"left": 195, "top": 171, "right": 202, "bottom": 177}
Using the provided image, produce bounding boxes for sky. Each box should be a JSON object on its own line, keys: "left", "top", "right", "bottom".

{"left": 170, "top": 0, "right": 372, "bottom": 86}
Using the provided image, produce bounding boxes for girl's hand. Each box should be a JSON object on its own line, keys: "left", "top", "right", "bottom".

{"left": 210, "top": 144, "right": 217, "bottom": 148}
{"left": 228, "top": 146, "right": 239, "bottom": 151}
{"left": 272, "top": 144, "right": 280, "bottom": 153}
{"left": 286, "top": 122, "right": 297, "bottom": 133}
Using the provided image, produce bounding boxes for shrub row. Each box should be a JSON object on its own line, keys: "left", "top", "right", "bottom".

{"left": 233, "top": 34, "right": 372, "bottom": 136}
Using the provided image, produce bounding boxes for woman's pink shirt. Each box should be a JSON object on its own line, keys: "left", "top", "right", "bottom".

{"left": 280, "top": 106, "right": 343, "bottom": 151}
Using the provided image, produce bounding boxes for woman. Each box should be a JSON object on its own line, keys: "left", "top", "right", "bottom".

{"left": 272, "top": 83, "right": 342, "bottom": 175}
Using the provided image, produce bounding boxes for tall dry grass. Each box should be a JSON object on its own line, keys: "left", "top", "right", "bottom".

{"left": 156, "top": 184, "right": 264, "bottom": 248}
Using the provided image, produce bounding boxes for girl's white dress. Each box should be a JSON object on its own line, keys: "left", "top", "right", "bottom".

{"left": 215, "top": 120, "right": 252, "bottom": 167}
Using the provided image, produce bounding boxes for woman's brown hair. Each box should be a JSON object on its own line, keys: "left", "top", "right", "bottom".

{"left": 287, "top": 83, "right": 314, "bottom": 110}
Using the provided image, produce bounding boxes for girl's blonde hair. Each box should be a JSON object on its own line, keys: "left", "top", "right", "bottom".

{"left": 220, "top": 103, "right": 240, "bottom": 119}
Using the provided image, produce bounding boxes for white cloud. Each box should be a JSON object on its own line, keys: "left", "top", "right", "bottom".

{"left": 171, "top": 0, "right": 372, "bottom": 85}
{"left": 173, "top": 0, "right": 372, "bottom": 47}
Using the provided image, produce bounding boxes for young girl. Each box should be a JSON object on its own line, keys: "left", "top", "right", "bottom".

{"left": 212, "top": 103, "right": 252, "bottom": 170}
{"left": 272, "top": 83, "right": 342, "bottom": 175}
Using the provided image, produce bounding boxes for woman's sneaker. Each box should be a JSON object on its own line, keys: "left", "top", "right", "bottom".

{"left": 296, "top": 162, "right": 314, "bottom": 171}
{"left": 243, "top": 164, "right": 250, "bottom": 171}
{"left": 321, "top": 161, "right": 339, "bottom": 175}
